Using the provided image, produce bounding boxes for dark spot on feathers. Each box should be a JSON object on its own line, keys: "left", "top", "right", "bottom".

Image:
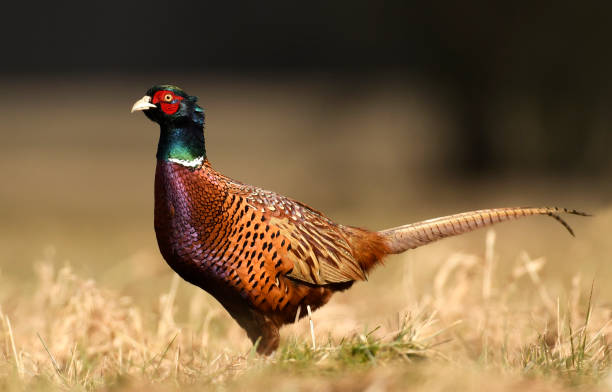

{"left": 246, "top": 221, "right": 251, "bottom": 228}
{"left": 237, "top": 234, "right": 243, "bottom": 242}
{"left": 250, "top": 212, "right": 256, "bottom": 221}
{"left": 287, "top": 244, "right": 292, "bottom": 251}
{"left": 254, "top": 223, "right": 259, "bottom": 230}
{"left": 294, "top": 246, "right": 305, "bottom": 257}
{"left": 305, "top": 256, "right": 314, "bottom": 267}
{"left": 248, "top": 265, "right": 253, "bottom": 274}
{"left": 265, "top": 225, "right": 270, "bottom": 232}
{"left": 265, "top": 276, "right": 270, "bottom": 284}
{"left": 275, "top": 259, "right": 282, "bottom": 268}
{"left": 248, "top": 274, "right": 254, "bottom": 283}
{"left": 244, "top": 206, "right": 249, "bottom": 213}
{"left": 259, "top": 261, "right": 265, "bottom": 269}
{"left": 236, "top": 260, "right": 243, "bottom": 268}
{"left": 261, "top": 215, "right": 265, "bottom": 222}
{"left": 272, "top": 251, "right": 278, "bottom": 259}
{"left": 245, "top": 232, "right": 251, "bottom": 239}
{"left": 257, "top": 252, "right": 263, "bottom": 260}
{"left": 267, "top": 243, "right": 273, "bottom": 251}
{"left": 260, "top": 271, "right": 266, "bottom": 279}
{"left": 253, "top": 281, "right": 258, "bottom": 288}
{"left": 250, "top": 240, "right": 255, "bottom": 247}
{"left": 281, "top": 239, "right": 285, "bottom": 247}
{"left": 259, "top": 233, "right": 264, "bottom": 239}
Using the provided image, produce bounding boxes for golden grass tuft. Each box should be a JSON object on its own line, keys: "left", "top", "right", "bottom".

{"left": 0, "top": 230, "right": 610, "bottom": 391}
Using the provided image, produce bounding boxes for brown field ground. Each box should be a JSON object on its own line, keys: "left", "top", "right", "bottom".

{"left": 0, "top": 76, "right": 610, "bottom": 391}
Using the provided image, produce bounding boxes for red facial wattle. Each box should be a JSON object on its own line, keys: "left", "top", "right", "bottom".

{"left": 151, "top": 90, "right": 184, "bottom": 115}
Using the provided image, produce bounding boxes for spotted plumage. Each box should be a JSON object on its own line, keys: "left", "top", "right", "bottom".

{"left": 132, "top": 85, "right": 588, "bottom": 355}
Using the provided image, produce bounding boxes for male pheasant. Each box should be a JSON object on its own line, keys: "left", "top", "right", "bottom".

{"left": 132, "top": 85, "right": 587, "bottom": 355}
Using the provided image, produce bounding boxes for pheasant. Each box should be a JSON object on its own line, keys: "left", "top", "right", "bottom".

{"left": 131, "top": 85, "right": 587, "bottom": 355}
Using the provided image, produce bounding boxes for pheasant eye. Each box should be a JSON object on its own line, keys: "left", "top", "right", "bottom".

{"left": 163, "top": 93, "right": 173, "bottom": 102}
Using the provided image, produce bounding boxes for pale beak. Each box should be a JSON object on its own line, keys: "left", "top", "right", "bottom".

{"left": 131, "top": 96, "right": 157, "bottom": 113}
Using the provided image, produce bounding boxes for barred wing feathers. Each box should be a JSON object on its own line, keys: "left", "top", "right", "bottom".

{"left": 235, "top": 185, "right": 368, "bottom": 285}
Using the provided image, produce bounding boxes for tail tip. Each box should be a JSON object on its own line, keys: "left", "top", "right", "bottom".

{"left": 559, "top": 208, "right": 592, "bottom": 217}
{"left": 549, "top": 207, "right": 592, "bottom": 236}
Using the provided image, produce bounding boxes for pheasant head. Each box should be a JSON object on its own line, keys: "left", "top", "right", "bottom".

{"left": 132, "top": 85, "right": 206, "bottom": 165}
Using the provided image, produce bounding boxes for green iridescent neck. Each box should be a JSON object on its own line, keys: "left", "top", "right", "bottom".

{"left": 157, "top": 123, "right": 206, "bottom": 162}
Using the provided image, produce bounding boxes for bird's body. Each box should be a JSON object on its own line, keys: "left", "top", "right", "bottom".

{"left": 133, "top": 85, "right": 587, "bottom": 355}
{"left": 154, "top": 158, "right": 382, "bottom": 353}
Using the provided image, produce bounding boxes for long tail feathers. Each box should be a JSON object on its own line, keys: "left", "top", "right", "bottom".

{"left": 379, "top": 207, "right": 590, "bottom": 254}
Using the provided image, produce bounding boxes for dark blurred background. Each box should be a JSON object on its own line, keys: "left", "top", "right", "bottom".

{"left": 3, "top": 1, "right": 612, "bottom": 174}
{"left": 0, "top": 1, "right": 610, "bottom": 293}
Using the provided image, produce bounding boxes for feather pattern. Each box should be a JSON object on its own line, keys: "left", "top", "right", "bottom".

{"left": 237, "top": 186, "right": 366, "bottom": 284}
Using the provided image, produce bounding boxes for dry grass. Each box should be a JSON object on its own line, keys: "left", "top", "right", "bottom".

{"left": 0, "top": 230, "right": 610, "bottom": 391}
